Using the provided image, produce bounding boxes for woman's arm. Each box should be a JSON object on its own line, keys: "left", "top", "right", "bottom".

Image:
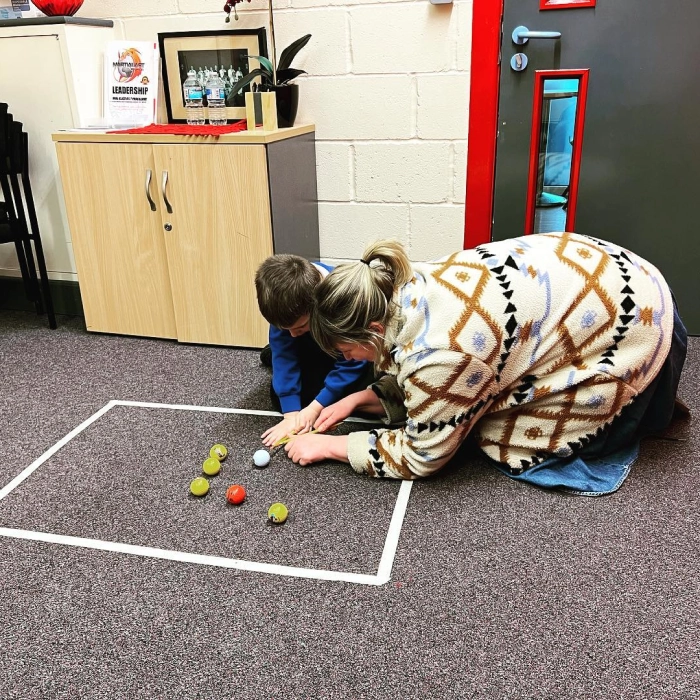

{"left": 346, "top": 350, "right": 495, "bottom": 479}
{"left": 314, "top": 388, "right": 386, "bottom": 432}
{"left": 285, "top": 434, "right": 349, "bottom": 466}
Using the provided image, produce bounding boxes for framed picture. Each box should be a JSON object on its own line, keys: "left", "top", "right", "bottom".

{"left": 158, "top": 28, "right": 268, "bottom": 123}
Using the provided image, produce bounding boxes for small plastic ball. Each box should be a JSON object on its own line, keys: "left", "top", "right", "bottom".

{"left": 253, "top": 449, "right": 270, "bottom": 468}
{"left": 210, "top": 444, "right": 228, "bottom": 461}
{"left": 190, "top": 477, "right": 210, "bottom": 497}
{"left": 202, "top": 457, "right": 221, "bottom": 476}
{"left": 267, "top": 502, "right": 288, "bottom": 524}
{"left": 226, "top": 484, "right": 246, "bottom": 505}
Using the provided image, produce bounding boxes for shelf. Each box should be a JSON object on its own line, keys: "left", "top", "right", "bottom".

{"left": 0, "top": 16, "right": 113, "bottom": 27}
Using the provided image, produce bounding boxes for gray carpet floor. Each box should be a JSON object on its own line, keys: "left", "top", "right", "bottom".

{"left": 1, "top": 310, "right": 698, "bottom": 700}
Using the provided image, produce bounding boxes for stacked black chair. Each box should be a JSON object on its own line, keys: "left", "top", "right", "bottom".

{"left": 0, "top": 102, "right": 56, "bottom": 328}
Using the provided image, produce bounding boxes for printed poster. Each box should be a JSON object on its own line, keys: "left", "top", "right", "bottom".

{"left": 104, "top": 41, "right": 159, "bottom": 127}
{"left": 0, "top": 1, "right": 21, "bottom": 18}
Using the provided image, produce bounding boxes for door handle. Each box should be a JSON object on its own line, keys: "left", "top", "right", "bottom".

{"left": 161, "top": 170, "right": 173, "bottom": 214}
{"left": 512, "top": 25, "right": 562, "bottom": 45}
{"left": 145, "top": 169, "right": 156, "bottom": 211}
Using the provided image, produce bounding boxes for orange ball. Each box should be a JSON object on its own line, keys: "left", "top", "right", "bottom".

{"left": 226, "top": 484, "right": 246, "bottom": 505}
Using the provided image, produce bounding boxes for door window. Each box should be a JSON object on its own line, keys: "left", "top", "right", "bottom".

{"left": 525, "top": 69, "right": 589, "bottom": 234}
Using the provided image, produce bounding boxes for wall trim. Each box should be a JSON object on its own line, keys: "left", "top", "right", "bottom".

{"left": 0, "top": 276, "right": 84, "bottom": 317}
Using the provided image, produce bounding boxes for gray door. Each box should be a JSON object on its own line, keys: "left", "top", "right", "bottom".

{"left": 493, "top": 0, "right": 700, "bottom": 333}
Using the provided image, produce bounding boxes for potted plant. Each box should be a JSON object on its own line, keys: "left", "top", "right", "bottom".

{"left": 225, "top": 34, "right": 311, "bottom": 128}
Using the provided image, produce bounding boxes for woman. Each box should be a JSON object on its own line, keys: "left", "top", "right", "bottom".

{"left": 285, "top": 232, "right": 687, "bottom": 492}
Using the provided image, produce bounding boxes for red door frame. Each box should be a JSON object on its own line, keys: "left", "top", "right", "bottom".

{"left": 463, "top": 0, "right": 504, "bottom": 249}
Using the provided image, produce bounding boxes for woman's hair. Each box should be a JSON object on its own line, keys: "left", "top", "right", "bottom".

{"left": 255, "top": 254, "right": 323, "bottom": 328}
{"left": 311, "top": 240, "right": 413, "bottom": 355}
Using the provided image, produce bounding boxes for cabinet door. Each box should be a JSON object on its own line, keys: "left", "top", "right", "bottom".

{"left": 153, "top": 144, "right": 273, "bottom": 347}
{"left": 55, "top": 143, "right": 177, "bottom": 338}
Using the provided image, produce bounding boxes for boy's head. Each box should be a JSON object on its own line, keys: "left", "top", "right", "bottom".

{"left": 255, "top": 254, "right": 322, "bottom": 331}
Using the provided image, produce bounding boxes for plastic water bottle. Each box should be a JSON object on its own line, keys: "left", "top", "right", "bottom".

{"left": 182, "top": 69, "right": 205, "bottom": 125}
{"left": 205, "top": 72, "right": 227, "bottom": 125}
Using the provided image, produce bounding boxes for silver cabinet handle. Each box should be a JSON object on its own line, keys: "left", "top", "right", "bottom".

{"left": 512, "top": 25, "right": 562, "bottom": 45}
{"left": 161, "top": 170, "right": 173, "bottom": 214}
{"left": 145, "top": 169, "right": 156, "bottom": 211}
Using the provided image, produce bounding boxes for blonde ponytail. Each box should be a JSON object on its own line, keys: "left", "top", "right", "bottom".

{"left": 311, "top": 239, "right": 413, "bottom": 355}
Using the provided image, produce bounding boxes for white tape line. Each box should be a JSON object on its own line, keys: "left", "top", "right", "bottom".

{"left": 0, "top": 527, "right": 384, "bottom": 585}
{"left": 0, "top": 401, "right": 117, "bottom": 502}
{"left": 111, "top": 400, "right": 380, "bottom": 424}
{"left": 0, "top": 400, "right": 410, "bottom": 585}
{"left": 111, "top": 400, "right": 282, "bottom": 416}
{"left": 375, "top": 480, "right": 413, "bottom": 584}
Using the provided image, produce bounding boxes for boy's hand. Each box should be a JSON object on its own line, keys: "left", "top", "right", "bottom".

{"left": 285, "top": 434, "right": 349, "bottom": 466}
{"left": 261, "top": 412, "right": 300, "bottom": 447}
{"left": 294, "top": 401, "right": 323, "bottom": 434}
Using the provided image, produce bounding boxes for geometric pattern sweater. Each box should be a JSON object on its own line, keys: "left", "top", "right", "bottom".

{"left": 346, "top": 232, "right": 674, "bottom": 479}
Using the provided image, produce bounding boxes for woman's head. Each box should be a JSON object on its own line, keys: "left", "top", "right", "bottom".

{"left": 311, "top": 240, "right": 413, "bottom": 359}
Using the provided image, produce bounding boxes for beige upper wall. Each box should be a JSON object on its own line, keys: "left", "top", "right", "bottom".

{"left": 82, "top": 0, "right": 472, "bottom": 263}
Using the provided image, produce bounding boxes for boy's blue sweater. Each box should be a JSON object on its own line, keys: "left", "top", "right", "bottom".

{"left": 269, "top": 262, "right": 369, "bottom": 414}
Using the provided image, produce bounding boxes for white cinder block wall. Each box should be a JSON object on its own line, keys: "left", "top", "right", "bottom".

{"left": 81, "top": 0, "right": 472, "bottom": 263}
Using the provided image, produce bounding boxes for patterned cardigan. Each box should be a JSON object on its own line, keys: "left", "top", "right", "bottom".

{"left": 346, "top": 232, "right": 674, "bottom": 479}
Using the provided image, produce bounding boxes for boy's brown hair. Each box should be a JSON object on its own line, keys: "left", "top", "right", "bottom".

{"left": 255, "top": 254, "right": 322, "bottom": 328}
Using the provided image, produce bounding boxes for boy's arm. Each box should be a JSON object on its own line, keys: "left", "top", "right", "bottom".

{"left": 314, "top": 358, "right": 371, "bottom": 408}
{"left": 269, "top": 325, "right": 304, "bottom": 413}
{"left": 295, "top": 359, "right": 370, "bottom": 433}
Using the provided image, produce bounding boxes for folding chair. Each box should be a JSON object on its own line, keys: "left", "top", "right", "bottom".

{"left": 0, "top": 103, "right": 56, "bottom": 329}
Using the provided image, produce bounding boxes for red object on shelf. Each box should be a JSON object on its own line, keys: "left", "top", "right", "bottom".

{"left": 107, "top": 122, "right": 248, "bottom": 136}
{"left": 32, "top": 0, "right": 85, "bottom": 16}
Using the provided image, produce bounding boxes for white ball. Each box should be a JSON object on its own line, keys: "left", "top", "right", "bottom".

{"left": 253, "top": 449, "right": 270, "bottom": 468}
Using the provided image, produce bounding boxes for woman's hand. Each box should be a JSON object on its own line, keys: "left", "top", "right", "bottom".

{"left": 261, "top": 412, "right": 300, "bottom": 447}
{"left": 314, "top": 395, "right": 358, "bottom": 433}
{"left": 285, "top": 434, "right": 349, "bottom": 466}
{"left": 314, "top": 389, "right": 385, "bottom": 432}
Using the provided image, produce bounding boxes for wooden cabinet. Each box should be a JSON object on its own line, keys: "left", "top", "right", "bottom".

{"left": 53, "top": 126, "right": 319, "bottom": 348}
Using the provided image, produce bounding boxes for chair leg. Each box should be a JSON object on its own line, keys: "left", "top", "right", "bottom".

{"left": 2, "top": 180, "right": 38, "bottom": 307}
{"left": 22, "top": 175, "right": 56, "bottom": 329}
{"left": 21, "top": 235, "right": 43, "bottom": 315}
{"left": 9, "top": 174, "right": 43, "bottom": 314}
{"left": 12, "top": 237, "right": 36, "bottom": 301}
{"left": 29, "top": 230, "right": 57, "bottom": 329}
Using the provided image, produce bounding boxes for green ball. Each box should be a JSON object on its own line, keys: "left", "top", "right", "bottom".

{"left": 267, "top": 502, "right": 288, "bottom": 524}
{"left": 210, "top": 444, "right": 228, "bottom": 461}
{"left": 202, "top": 457, "right": 221, "bottom": 476}
{"left": 190, "top": 477, "right": 210, "bottom": 497}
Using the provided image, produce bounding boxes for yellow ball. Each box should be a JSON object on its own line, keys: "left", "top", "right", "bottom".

{"left": 202, "top": 457, "right": 221, "bottom": 476}
{"left": 210, "top": 444, "right": 228, "bottom": 461}
{"left": 267, "top": 502, "right": 288, "bottom": 524}
{"left": 190, "top": 477, "right": 210, "bottom": 497}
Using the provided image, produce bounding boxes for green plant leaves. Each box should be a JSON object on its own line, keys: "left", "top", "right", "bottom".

{"left": 277, "top": 34, "right": 312, "bottom": 72}
{"left": 231, "top": 35, "right": 312, "bottom": 93}
{"left": 249, "top": 55, "right": 275, "bottom": 75}
{"left": 275, "top": 68, "right": 307, "bottom": 85}
{"left": 224, "top": 68, "right": 266, "bottom": 105}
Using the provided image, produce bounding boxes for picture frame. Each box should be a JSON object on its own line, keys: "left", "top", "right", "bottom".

{"left": 158, "top": 28, "right": 268, "bottom": 123}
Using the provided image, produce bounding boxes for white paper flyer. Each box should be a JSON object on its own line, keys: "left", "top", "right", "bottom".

{"left": 104, "top": 41, "right": 159, "bottom": 127}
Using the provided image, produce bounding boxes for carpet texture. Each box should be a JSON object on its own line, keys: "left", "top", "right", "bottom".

{"left": 0, "top": 310, "right": 698, "bottom": 699}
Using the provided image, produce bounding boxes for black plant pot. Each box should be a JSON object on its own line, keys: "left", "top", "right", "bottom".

{"left": 271, "top": 84, "right": 299, "bottom": 128}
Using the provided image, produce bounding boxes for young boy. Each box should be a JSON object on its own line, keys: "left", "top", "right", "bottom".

{"left": 254, "top": 254, "right": 372, "bottom": 447}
